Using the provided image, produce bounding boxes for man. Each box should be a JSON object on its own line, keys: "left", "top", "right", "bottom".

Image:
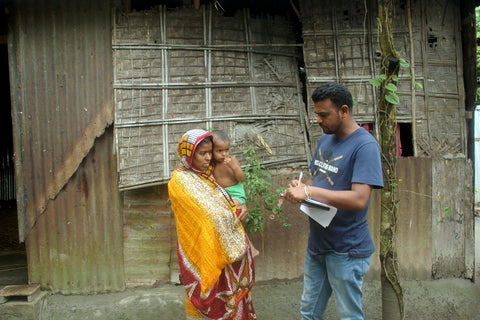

{"left": 284, "top": 82, "right": 383, "bottom": 320}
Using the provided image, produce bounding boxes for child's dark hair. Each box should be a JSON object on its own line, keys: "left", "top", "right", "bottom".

{"left": 197, "top": 136, "right": 212, "bottom": 146}
{"left": 311, "top": 82, "right": 353, "bottom": 110}
{"left": 211, "top": 130, "right": 230, "bottom": 142}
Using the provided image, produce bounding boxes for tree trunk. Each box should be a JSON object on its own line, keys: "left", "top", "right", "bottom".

{"left": 377, "top": 0, "right": 404, "bottom": 319}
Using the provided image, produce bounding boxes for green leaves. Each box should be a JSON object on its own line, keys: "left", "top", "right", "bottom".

{"left": 369, "top": 78, "right": 382, "bottom": 87}
{"left": 385, "top": 83, "right": 398, "bottom": 92}
{"left": 369, "top": 57, "right": 424, "bottom": 106}
{"left": 440, "top": 206, "right": 452, "bottom": 223}
{"left": 370, "top": 73, "right": 400, "bottom": 105}
{"left": 243, "top": 146, "right": 289, "bottom": 234}
{"left": 399, "top": 57, "right": 410, "bottom": 68}
{"left": 406, "top": 74, "right": 423, "bottom": 89}
{"left": 385, "top": 92, "right": 400, "bottom": 105}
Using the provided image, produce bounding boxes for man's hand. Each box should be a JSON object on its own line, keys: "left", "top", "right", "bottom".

{"left": 284, "top": 184, "right": 307, "bottom": 203}
{"left": 284, "top": 174, "right": 312, "bottom": 203}
{"left": 288, "top": 179, "right": 302, "bottom": 188}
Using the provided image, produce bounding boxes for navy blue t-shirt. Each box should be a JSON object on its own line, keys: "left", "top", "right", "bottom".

{"left": 308, "top": 127, "right": 383, "bottom": 257}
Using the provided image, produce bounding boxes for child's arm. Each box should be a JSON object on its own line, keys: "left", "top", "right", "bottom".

{"left": 224, "top": 156, "right": 245, "bottom": 182}
{"left": 176, "top": 162, "right": 187, "bottom": 171}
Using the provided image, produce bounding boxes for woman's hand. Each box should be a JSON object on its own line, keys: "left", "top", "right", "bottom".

{"left": 236, "top": 204, "right": 248, "bottom": 222}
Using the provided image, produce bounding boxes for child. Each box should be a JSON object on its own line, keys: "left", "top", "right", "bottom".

{"left": 211, "top": 130, "right": 259, "bottom": 258}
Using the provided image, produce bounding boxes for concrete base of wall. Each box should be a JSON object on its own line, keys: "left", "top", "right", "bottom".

{"left": 0, "top": 290, "right": 48, "bottom": 320}
{"left": 476, "top": 215, "right": 480, "bottom": 282}
{"left": 3, "top": 279, "right": 478, "bottom": 320}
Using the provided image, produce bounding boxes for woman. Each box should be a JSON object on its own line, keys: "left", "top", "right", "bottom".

{"left": 168, "top": 129, "right": 256, "bottom": 320}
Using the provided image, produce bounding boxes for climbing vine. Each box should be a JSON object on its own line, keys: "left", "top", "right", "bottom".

{"left": 376, "top": 0, "right": 404, "bottom": 319}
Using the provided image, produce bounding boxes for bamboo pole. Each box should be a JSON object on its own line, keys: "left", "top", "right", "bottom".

{"left": 407, "top": 0, "right": 418, "bottom": 156}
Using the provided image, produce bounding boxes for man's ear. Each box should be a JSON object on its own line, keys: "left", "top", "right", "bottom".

{"left": 340, "top": 104, "right": 350, "bottom": 116}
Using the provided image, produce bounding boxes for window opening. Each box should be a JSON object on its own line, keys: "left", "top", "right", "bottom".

{"left": 398, "top": 123, "right": 413, "bottom": 157}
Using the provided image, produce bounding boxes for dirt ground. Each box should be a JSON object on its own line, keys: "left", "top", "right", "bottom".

{"left": 26, "top": 278, "right": 479, "bottom": 320}
{"left": 253, "top": 278, "right": 480, "bottom": 320}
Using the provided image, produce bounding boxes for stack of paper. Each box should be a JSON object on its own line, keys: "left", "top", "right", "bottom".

{"left": 299, "top": 198, "right": 337, "bottom": 227}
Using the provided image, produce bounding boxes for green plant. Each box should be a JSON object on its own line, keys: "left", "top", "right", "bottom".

{"left": 439, "top": 206, "right": 452, "bottom": 223}
{"left": 369, "top": 57, "right": 423, "bottom": 105}
{"left": 242, "top": 146, "right": 289, "bottom": 234}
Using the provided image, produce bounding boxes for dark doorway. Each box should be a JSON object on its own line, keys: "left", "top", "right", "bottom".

{"left": 0, "top": 15, "right": 27, "bottom": 284}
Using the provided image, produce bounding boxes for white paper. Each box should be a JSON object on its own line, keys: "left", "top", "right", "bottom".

{"left": 299, "top": 199, "right": 337, "bottom": 227}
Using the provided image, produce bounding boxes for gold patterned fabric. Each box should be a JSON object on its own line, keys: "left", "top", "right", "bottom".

{"left": 168, "top": 129, "right": 256, "bottom": 320}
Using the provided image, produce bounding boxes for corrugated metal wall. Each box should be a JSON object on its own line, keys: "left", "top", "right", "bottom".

{"left": 370, "top": 157, "right": 473, "bottom": 281}
{"left": 8, "top": 0, "right": 124, "bottom": 293}
{"left": 431, "top": 158, "right": 474, "bottom": 279}
{"left": 27, "top": 127, "right": 124, "bottom": 293}
{"left": 396, "top": 157, "right": 432, "bottom": 280}
{"left": 475, "top": 106, "right": 480, "bottom": 282}
{"left": 476, "top": 106, "right": 480, "bottom": 208}
{"left": 9, "top": 0, "right": 115, "bottom": 242}
{"left": 341, "top": 158, "right": 434, "bottom": 281}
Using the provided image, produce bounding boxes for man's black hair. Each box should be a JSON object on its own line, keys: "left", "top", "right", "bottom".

{"left": 311, "top": 82, "right": 354, "bottom": 110}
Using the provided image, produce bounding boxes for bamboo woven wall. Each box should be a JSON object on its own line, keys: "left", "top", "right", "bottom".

{"left": 300, "top": 0, "right": 466, "bottom": 158}
{"left": 113, "top": 3, "right": 309, "bottom": 286}
{"left": 113, "top": 5, "right": 309, "bottom": 191}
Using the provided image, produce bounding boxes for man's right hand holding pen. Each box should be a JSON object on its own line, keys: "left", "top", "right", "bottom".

{"left": 284, "top": 171, "right": 374, "bottom": 211}
{"left": 284, "top": 171, "right": 314, "bottom": 203}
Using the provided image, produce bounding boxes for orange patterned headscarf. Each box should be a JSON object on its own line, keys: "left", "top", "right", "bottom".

{"left": 177, "top": 129, "right": 214, "bottom": 176}
{"left": 176, "top": 129, "right": 235, "bottom": 207}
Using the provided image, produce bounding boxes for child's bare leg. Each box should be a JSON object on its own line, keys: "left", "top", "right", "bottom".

{"left": 247, "top": 236, "right": 259, "bottom": 258}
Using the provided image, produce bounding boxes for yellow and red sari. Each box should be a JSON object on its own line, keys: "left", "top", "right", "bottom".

{"left": 168, "top": 129, "right": 256, "bottom": 320}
